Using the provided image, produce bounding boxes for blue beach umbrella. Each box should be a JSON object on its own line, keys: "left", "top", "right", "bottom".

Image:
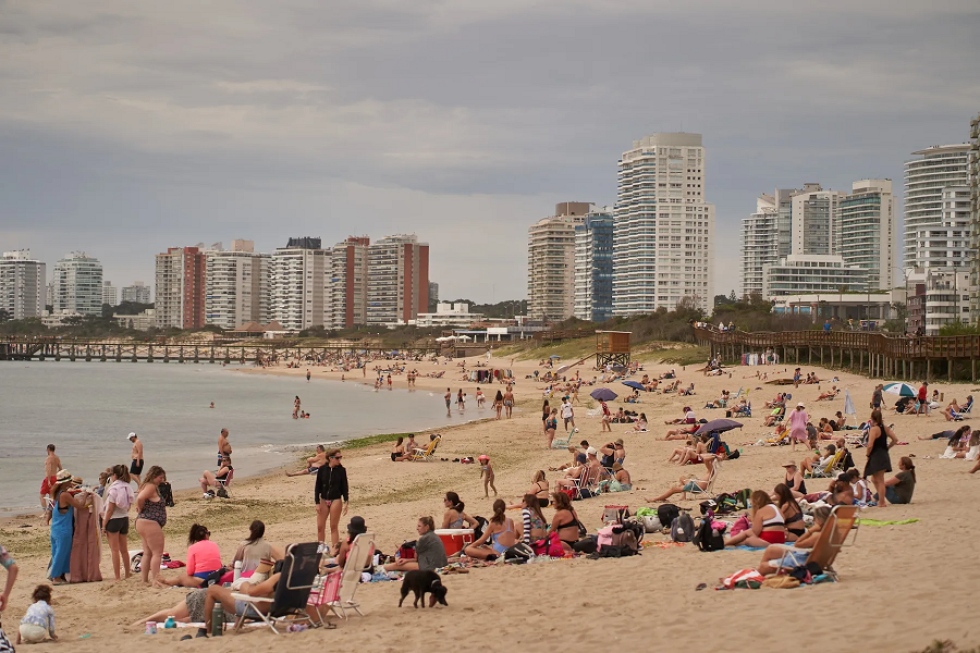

{"left": 621, "top": 380, "right": 645, "bottom": 391}
{"left": 882, "top": 382, "right": 916, "bottom": 397}
{"left": 693, "top": 419, "right": 743, "bottom": 436}
{"left": 590, "top": 388, "right": 618, "bottom": 402}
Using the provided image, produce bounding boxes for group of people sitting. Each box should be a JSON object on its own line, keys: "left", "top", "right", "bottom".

{"left": 549, "top": 440, "right": 632, "bottom": 496}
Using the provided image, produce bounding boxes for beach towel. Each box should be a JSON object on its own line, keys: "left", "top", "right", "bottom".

{"left": 855, "top": 518, "right": 919, "bottom": 527}
{"left": 720, "top": 568, "right": 764, "bottom": 589}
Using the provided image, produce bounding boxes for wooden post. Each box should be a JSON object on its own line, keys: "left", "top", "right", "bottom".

{"left": 948, "top": 358, "right": 953, "bottom": 382}
{"left": 926, "top": 359, "right": 931, "bottom": 382}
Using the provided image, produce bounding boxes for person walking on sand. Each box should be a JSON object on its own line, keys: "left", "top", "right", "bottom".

{"left": 445, "top": 388, "right": 452, "bottom": 417}
{"left": 864, "top": 409, "right": 898, "bottom": 507}
{"left": 788, "top": 402, "right": 809, "bottom": 452}
{"left": 479, "top": 455, "right": 497, "bottom": 497}
{"left": 127, "top": 432, "right": 144, "bottom": 484}
{"left": 503, "top": 385, "right": 515, "bottom": 418}
{"left": 314, "top": 449, "right": 349, "bottom": 552}
{"left": 493, "top": 390, "right": 504, "bottom": 419}
{"left": 917, "top": 382, "right": 928, "bottom": 416}
{"left": 40, "top": 444, "right": 62, "bottom": 511}
{"left": 561, "top": 396, "right": 576, "bottom": 433}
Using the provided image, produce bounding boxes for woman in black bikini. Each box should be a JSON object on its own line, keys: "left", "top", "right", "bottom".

{"left": 549, "top": 491, "right": 582, "bottom": 553}
{"left": 527, "top": 471, "right": 550, "bottom": 507}
{"left": 772, "top": 483, "right": 805, "bottom": 541}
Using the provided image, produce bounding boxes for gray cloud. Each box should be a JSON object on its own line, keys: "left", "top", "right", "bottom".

{"left": 0, "top": 0, "right": 977, "bottom": 302}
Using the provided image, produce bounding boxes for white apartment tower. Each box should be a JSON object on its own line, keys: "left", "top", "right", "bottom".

{"left": 613, "top": 133, "right": 713, "bottom": 314}
{"left": 0, "top": 250, "right": 46, "bottom": 320}
{"left": 904, "top": 144, "right": 970, "bottom": 271}
{"left": 205, "top": 239, "right": 271, "bottom": 329}
{"left": 740, "top": 194, "right": 778, "bottom": 297}
{"left": 270, "top": 237, "right": 330, "bottom": 332}
{"left": 52, "top": 252, "right": 103, "bottom": 316}
{"left": 528, "top": 202, "right": 589, "bottom": 321}
{"left": 790, "top": 184, "right": 846, "bottom": 256}
{"left": 839, "top": 179, "right": 895, "bottom": 291}
{"left": 102, "top": 281, "right": 118, "bottom": 307}
{"left": 909, "top": 187, "right": 972, "bottom": 270}
{"left": 121, "top": 282, "right": 151, "bottom": 304}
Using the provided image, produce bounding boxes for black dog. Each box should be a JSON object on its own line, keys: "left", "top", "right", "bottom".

{"left": 398, "top": 570, "right": 448, "bottom": 608}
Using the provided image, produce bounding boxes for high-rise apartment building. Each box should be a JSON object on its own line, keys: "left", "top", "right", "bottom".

{"left": 904, "top": 144, "right": 970, "bottom": 271}
{"left": 908, "top": 187, "right": 972, "bottom": 270}
{"left": 573, "top": 209, "right": 614, "bottom": 322}
{"left": 528, "top": 202, "right": 589, "bottom": 321}
{"left": 102, "top": 281, "right": 118, "bottom": 307}
{"left": 155, "top": 246, "right": 207, "bottom": 329}
{"left": 613, "top": 133, "right": 713, "bottom": 314}
{"left": 52, "top": 252, "right": 103, "bottom": 316}
{"left": 970, "top": 115, "right": 980, "bottom": 322}
{"left": 328, "top": 236, "right": 371, "bottom": 329}
{"left": 428, "top": 282, "right": 439, "bottom": 313}
{"left": 790, "top": 184, "right": 846, "bottom": 256}
{"left": 0, "top": 250, "right": 46, "bottom": 320}
{"left": 365, "top": 234, "right": 429, "bottom": 325}
{"left": 270, "top": 237, "right": 330, "bottom": 332}
{"left": 839, "top": 179, "right": 895, "bottom": 291}
{"left": 121, "top": 281, "right": 152, "bottom": 304}
{"left": 740, "top": 194, "right": 778, "bottom": 297}
{"left": 205, "top": 239, "right": 270, "bottom": 329}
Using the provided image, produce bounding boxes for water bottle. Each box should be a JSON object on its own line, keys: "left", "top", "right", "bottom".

{"left": 164, "top": 616, "right": 176, "bottom": 629}
{"left": 233, "top": 560, "right": 242, "bottom": 582}
{"left": 211, "top": 604, "right": 224, "bottom": 637}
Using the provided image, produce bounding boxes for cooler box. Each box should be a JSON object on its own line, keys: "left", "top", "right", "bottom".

{"left": 435, "top": 529, "right": 474, "bottom": 555}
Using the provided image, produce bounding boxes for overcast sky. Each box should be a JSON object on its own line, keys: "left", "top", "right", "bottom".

{"left": 1, "top": 1, "right": 978, "bottom": 304}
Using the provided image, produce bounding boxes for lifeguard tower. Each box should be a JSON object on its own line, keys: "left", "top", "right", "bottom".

{"left": 595, "top": 331, "right": 631, "bottom": 370}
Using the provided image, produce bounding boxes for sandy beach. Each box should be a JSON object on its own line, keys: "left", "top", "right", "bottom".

{"left": 2, "top": 352, "right": 977, "bottom": 652}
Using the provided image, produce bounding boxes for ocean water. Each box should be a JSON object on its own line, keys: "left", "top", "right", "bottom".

{"left": 0, "top": 362, "right": 474, "bottom": 514}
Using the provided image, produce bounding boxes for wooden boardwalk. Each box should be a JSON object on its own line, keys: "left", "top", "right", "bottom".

{"left": 692, "top": 326, "right": 980, "bottom": 382}
{"left": 0, "top": 338, "right": 438, "bottom": 364}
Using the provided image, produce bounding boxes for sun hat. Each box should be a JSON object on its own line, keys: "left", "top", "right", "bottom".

{"left": 128, "top": 432, "right": 137, "bottom": 440}
{"left": 614, "top": 438, "right": 624, "bottom": 446}
{"left": 586, "top": 447, "right": 598, "bottom": 456}
{"left": 797, "top": 402, "right": 805, "bottom": 408}
{"left": 54, "top": 469, "right": 72, "bottom": 485}
{"left": 782, "top": 461, "right": 797, "bottom": 468}
{"left": 71, "top": 476, "right": 83, "bottom": 486}
{"left": 347, "top": 516, "right": 367, "bottom": 536}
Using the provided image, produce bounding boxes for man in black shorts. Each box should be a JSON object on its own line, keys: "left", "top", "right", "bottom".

{"left": 128, "top": 432, "right": 144, "bottom": 483}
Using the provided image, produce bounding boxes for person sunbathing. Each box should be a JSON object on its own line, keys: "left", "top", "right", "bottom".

{"left": 756, "top": 506, "right": 831, "bottom": 575}
{"left": 772, "top": 484, "right": 806, "bottom": 541}
{"left": 800, "top": 444, "right": 837, "bottom": 476}
{"left": 463, "top": 500, "right": 517, "bottom": 561}
{"left": 549, "top": 446, "right": 580, "bottom": 472}
{"left": 763, "top": 405, "right": 785, "bottom": 427}
{"left": 442, "top": 492, "right": 479, "bottom": 530}
{"left": 663, "top": 423, "right": 699, "bottom": 441}
{"left": 662, "top": 379, "right": 681, "bottom": 393}
{"left": 549, "top": 492, "right": 583, "bottom": 553}
{"left": 678, "top": 383, "right": 695, "bottom": 396}
{"left": 765, "top": 393, "right": 786, "bottom": 409}
{"left": 644, "top": 456, "right": 716, "bottom": 502}
{"left": 631, "top": 414, "right": 648, "bottom": 432}
{"left": 816, "top": 385, "right": 839, "bottom": 401}
{"left": 200, "top": 455, "right": 233, "bottom": 498}
{"left": 943, "top": 399, "right": 962, "bottom": 422}
{"left": 724, "top": 490, "right": 786, "bottom": 547}
{"left": 665, "top": 407, "right": 697, "bottom": 425}
{"left": 705, "top": 390, "right": 730, "bottom": 408}
{"left": 156, "top": 524, "right": 222, "bottom": 589}
{"left": 286, "top": 445, "right": 327, "bottom": 476}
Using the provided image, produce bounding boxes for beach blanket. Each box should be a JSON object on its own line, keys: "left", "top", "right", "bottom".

{"left": 855, "top": 518, "right": 919, "bottom": 527}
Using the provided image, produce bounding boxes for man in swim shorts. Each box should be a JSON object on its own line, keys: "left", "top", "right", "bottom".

{"left": 40, "top": 444, "right": 62, "bottom": 510}
{"left": 128, "top": 432, "right": 144, "bottom": 483}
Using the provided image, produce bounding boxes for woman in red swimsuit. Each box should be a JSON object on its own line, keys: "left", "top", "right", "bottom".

{"left": 724, "top": 490, "right": 786, "bottom": 547}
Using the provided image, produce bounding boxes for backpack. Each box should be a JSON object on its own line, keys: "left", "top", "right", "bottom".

{"left": 609, "top": 525, "right": 640, "bottom": 556}
{"left": 158, "top": 481, "right": 175, "bottom": 507}
{"left": 692, "top": 517, "right": 725, "bottom": 552}
{"left": 532, "top": 531, "right": 566, "bottom": 558}
{"left": 504, "top": 542, "right": 534, "bottom": 564}
{"left": 657, "top": 504, "right": 680, "bottom": 531}
{"left": 670, "top": 511, "right": 696, "bottom": 543}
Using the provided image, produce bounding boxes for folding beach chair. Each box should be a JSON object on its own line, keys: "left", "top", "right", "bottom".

{"left": 682, "top": 458, "right": 721, "bottom": 500}
{"left": 551, "top": 430, "right": 572, "bottom": 450}
{"left": 806, "top": 450, "right": 844, "bottom": 479}
{"left": 409, "top": 436, "right": 441, "bottom": 461}
{"left": 231, "top": 541, "right": 322, "bottom": 635}
{"left": 777, "top": 505, "right": 859, "bottom": 581}
{"left": 324, "top": 532, "right": 375, "bottom": 619}
{"left": 951, "top": 396, "right": 973, "bottom": 420}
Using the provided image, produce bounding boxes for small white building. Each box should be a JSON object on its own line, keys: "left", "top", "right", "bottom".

{"left": 763, "top": 254, "right": 868, "bottom": 297}
{"left": 410, "top": 302, "right": 485, "bottom": 328}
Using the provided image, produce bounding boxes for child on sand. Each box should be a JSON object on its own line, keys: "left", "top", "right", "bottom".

{"left": 479, "top": 455, "right": 497, "bottom": 498}
{"left": 17, "top": 585, "right": 57, "bottom": 644}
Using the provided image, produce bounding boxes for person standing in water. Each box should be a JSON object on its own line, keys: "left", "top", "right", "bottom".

{"left": 127, "top": 432, "right": 144, "bottom": 484}
{"left": 306, "top": 369, "right": 311, "bottom": 382}
{"left": 216, "top": 428, "right": 232, "bottom": 467}
{"left": 293, "top": 396, "right": 301, "bottom": 419}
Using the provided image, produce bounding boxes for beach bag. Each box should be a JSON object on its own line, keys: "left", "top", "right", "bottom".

{"left": 158, "top": 481, "right": 175, "bottom": 507}
{"left": 504, "top": 543, "right": 534, "bottom": 564}
{"left": 670, "top": 512, "right": 696, "bottom": 543}
{"left": 596, "top": 525, "right": 616, "bottom": 551}
{"left": 397, "top": 541, "right": 417, "bottom": 560}
{"left": 601, "top": 505, "right": 630, "bottom": 524}
{"left": 692, "top": 517, "right": 725, "bottom": 552}
{"left": 533, "top": 531, "right": 565, "bottom": 557}
{"left": 640, "top": 515, "right": 662, "bottom": 533}
{"left": 657, "top": 504, "right": 680, "bottom": 530}
{"left": 721, "top": 568, "right": 764, "bottom": 590}
{"left": 609, "top": 526, "right": 640, "bottom": 556}
{"left": 473, "top": 516, "right": 489, "bottom": 542}
{"left": 729, "top": 514, "right": 751, "bottom": 537}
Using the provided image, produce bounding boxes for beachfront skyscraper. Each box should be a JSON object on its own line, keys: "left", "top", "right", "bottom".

{"left": 970, "top": 114, "right": 980, "bottom": 323}
{"left": 740, "top": 193, "right": 778, "bottom": 297}
{"left": 102, "top": 281, "right": 118, "bottom": 307}
{"left": 52, "top": 252, "right": 103, "bottom": 316}
{"left": 365, "top": 234, "right": 429, "bottom": 326}
{"left": 121, "top": 281, "right": 151, "bottom": 304}
{"left": 904, "top": 144, "right": 970, "bottom": 271}
{"left": 155, "top": 246, "right": 207, "bottom": 329}
{"left": 0, "top": 250, "right": 46, "bottom": 320}
{"left": 527, "top": 202, "right": 589, "bottom": 321}
{"left": 838, "top": 180, "right": 895, "bottom": 291}
{"left": 612, "top": 133, "right": 714, "bottom": 314}
{"left": 270, "top": 237, "right": 330, "bottom": 332}
{"left": 573, "top": 209, "right": 614, "bottom": 322}
{"left": 328, "top": 236, "right": 371, "bottom": 329}
{"left": 205, "top": 239, "right": 271, "bottom": 330}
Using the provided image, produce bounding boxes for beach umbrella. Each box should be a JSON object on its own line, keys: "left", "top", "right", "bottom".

{"left": 549, "top": 355, "right": 562, "bottom": 359}
{"left": 693, "top": 418, "right": 743, "bottom": 436}
{"left": 555, "top": 365, "right": 572, "bottom": 375}
{"left": 621, "top": 380, "right": 645, "bottom": 391}
{"left": 844, "top": 390, "right": 856, "bottom": 416}
{"left": 882, "top": 382, "right": 916, "bottom": 397}
{"left": 590, "top": 388, "right": 618, "bottom": 401}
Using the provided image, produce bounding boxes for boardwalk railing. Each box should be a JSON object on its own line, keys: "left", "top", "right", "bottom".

{"left": 692, "top": 325, "right": 980, "bottom": 382}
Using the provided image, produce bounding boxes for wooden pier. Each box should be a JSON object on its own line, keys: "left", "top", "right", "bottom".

{"left": 693, "top": 326, "right": 980, "bottom": 382}
{"left": 0, "top": 338, "right": 438, "bottom": 364}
